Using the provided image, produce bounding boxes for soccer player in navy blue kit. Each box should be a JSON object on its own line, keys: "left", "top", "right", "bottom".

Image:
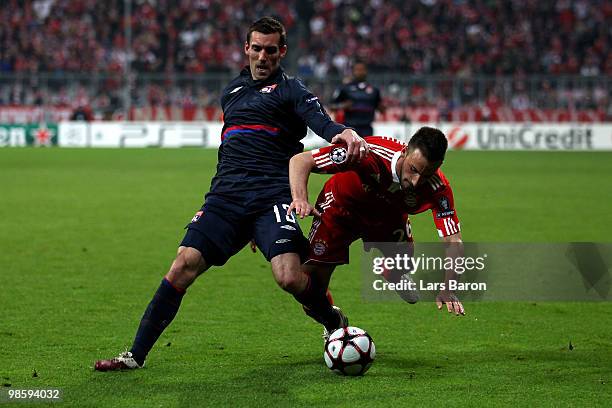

{"left": 95, "top": 17, "right": 367, "bottom": 371}
{"left": 332, "top": 62, "right": 385, "bottom": 137}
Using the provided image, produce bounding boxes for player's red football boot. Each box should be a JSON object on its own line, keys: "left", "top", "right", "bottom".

{"left": 94, "top": 351, "right": 143, "bottom": 371}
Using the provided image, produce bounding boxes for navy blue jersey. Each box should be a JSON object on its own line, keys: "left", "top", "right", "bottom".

{"left": 332, "top": 80, "right": 381, "bottom": 129}
{"left": 209, "top": 66, "right": 346, "bottom": 203}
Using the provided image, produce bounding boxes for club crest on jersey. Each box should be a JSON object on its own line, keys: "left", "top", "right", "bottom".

{"left": 439, "top": 196, "right": 450, "bottom": 210}
{"left": 313, "top": 240, "right": 327, "bottom": 256}
{"left": 191, "top": 211, "right": 203, "bottom": 223}
{"left": 330, "top": 147, "right": 348, "bottom": 164}
{"left": 260, "top": 84, "right": 278, "bottom": 93}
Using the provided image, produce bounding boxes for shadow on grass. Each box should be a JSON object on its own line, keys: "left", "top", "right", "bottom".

{"left": 77, "top": 346, "right": 609, "bottom": 407}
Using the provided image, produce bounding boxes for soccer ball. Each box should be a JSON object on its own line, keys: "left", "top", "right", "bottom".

{"left": 323, "top": 326, "right": 375, "bottom": 376}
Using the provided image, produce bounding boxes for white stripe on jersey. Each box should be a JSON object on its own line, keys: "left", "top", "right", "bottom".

{"left": 370, "top": 144, "right": 396, "bottom": 155}
{"left": 443, "top": 218, "right": 458, "bottom": 235}
{"left": 370, "top": 144, "right": 400, "bottom": 156}
{"left": 308, "top": 218, "right": 321, "bottom": 241}
{"left": 370, "top": 148, "right": 394, "bottom": 162}
{"left": 439, "top": 220, "right": 460, "bottom": 237}
{"left": 428, "top": 175, "right": 443, "bottom": 191}
{"left": 319, "top": 192, "right": 334, "bottom": 210}
{"left": 450, "top": 218, "right": 456, "bottom": 234}
{"left": 370, "top": 146, "right": 395, "bottom": 157}
{"left": 314, "top": 156, "right": 333, "bottom": 169}
{"left": 314, "top": 158, "right": 333, "bottom": 168}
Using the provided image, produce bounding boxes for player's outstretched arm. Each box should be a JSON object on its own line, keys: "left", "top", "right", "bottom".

{"left": 288, "top": 152, "right": 321, "bottom": 219}
{"left": 331, "top": 129, "right": 368, "bottom": 163}
{"left": 435, "top": 232, "right": 466, "bottom": 316}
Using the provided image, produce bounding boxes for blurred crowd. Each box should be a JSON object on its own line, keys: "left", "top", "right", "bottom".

{"left": 296, "top": 0, "right": 611, "bottom": 77}
{"left": 0, "top": 0, "right": 295, "bottom": 74}
{"left": 0, "top": 0, "right": 610, "bottom": 118}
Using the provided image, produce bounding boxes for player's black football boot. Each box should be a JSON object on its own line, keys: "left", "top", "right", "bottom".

{"left": 323, "top": 306, "right": 349, "bottom": 342}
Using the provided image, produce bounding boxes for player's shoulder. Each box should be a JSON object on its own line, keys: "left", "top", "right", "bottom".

{"left": 364, "top": 136, "right": 406, "bottom": 151}
{"left": 222, "top": 70, "right": 247, "bottom": 93}
{"left": 282, "top": 74, "right": 305, "bottom": 89}
{"left": 426, "top": 168, "right": 452, "bottom": 193}
{"left": 280, "top": 75, "right": 317, "bottom": 100}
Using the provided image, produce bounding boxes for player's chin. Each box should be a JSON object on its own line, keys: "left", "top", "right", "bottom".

{"left": 254, "top": 67, "right": 270, "bottom": 79}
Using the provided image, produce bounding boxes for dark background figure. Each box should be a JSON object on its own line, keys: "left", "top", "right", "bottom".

{"left": 331, "top": 62, "right": 385, "bottom": 137}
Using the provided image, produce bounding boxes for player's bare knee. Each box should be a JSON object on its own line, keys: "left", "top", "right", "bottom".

{"left": 167, "top": 247, "right": 207, "bottom": 287}
{"left": 271, "top": 252, "right": 304, "bottom": 293}
{"left": 272, "top": 263, "right": 302, "bottom": 294}
{"left": 277, "top": 275, "right": 300, "bottom": 293}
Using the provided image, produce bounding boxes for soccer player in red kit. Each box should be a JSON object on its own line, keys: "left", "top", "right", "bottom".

{"left": 288, "top": 126, "right": 465, "bottom": 325}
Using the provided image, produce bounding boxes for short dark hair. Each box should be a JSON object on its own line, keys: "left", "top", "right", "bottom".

{"left": 247, "top": 17, "right": 287, "bottom": 47}
{"left": 407, "top": 126, "right": 448, "bottom": 162}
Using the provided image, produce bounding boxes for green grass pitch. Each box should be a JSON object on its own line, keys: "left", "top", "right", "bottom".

{"left": 1, "top": 148, "right": 611, "bottom": 407}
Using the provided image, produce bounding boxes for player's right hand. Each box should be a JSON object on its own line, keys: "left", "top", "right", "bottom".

{"left": 435, "top": 290, "right": 465, "bottom": 316}
{"left": 331, "top": 129, "right": 368, "bottom": 163}
{"left": 288, "top": 198, "right": 321, "bottom": 219}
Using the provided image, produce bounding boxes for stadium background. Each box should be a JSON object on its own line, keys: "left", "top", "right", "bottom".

{"left": 1, "top": 1, "right": 611, "bottom": 406}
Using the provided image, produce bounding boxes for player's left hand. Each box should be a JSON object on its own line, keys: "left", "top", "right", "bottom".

{"left": 331, "top": 129, "right": 368, "bottom": 163}
{"left": 435, "top": 290, "right": 465, "bottom": 316}
{"left": 249, "top": 239, "right": 257, "bottom": 253}
{"left": 287, "top": 198, "right": 321, "bottom": 219}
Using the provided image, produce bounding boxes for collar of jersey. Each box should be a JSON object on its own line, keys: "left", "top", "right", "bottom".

{"left": 391, "top": 150, "right": 402, "bottom": 183}
{"left": 241, "top": 65, "right": 284, "bottom": 88}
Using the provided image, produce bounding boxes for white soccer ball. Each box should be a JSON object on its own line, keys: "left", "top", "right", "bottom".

{"left": 323, "top": 326, "right": 375, "bottom": 376}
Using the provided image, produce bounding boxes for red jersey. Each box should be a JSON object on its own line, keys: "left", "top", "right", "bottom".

{"left": 310, "top": 136, "right": 460, "bottom": 238}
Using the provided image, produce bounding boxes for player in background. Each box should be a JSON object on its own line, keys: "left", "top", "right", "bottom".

{"left": 331, "top": 61, "right": 385, "bottom": 137}
{"left": 94, "top": 17, "right": 367, "bottom": 371}
{"left": 287, "top": 127, "right": 465, "bottom": 331}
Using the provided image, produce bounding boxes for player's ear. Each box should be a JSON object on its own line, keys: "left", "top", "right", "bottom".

{"left": 244, "top": 41, "right": 250, "bottom": 55}
{"left": 279, "top": 44, "right": 287, "bottom": 58}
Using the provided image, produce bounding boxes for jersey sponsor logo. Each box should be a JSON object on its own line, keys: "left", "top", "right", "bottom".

{"left": 437, "top": 210, "right": 456, "bottom": 218}
{"left": 281, "top": 225, "right": 296, "bottom": 231}
{"left": 330, "top": 147, "right": 348, "bottom": 164}
{"left": 275, "top": 238, "right": 292, "bottom": 244}
{"left": 191, "top": 210, "right": 203, "bottom": 223}
{"left": 313, "top": 240, "right": 327, "bottom": 256}
{"left": 230, "top": 86, "right": 243, "bottom": 94}
{"left": 260, "top": 84, "right": 278, "bottom": 93}
{"left": 439, "top": 196, "right": 450, "bottom": 210}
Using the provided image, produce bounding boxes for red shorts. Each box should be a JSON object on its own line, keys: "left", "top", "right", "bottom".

{"left": 306, "top": 188, "right": 413, "bottom": 265}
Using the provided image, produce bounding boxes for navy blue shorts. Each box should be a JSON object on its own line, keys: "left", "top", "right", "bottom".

{"left": 180, "top": 195, "right": 309, "bottom": 266}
